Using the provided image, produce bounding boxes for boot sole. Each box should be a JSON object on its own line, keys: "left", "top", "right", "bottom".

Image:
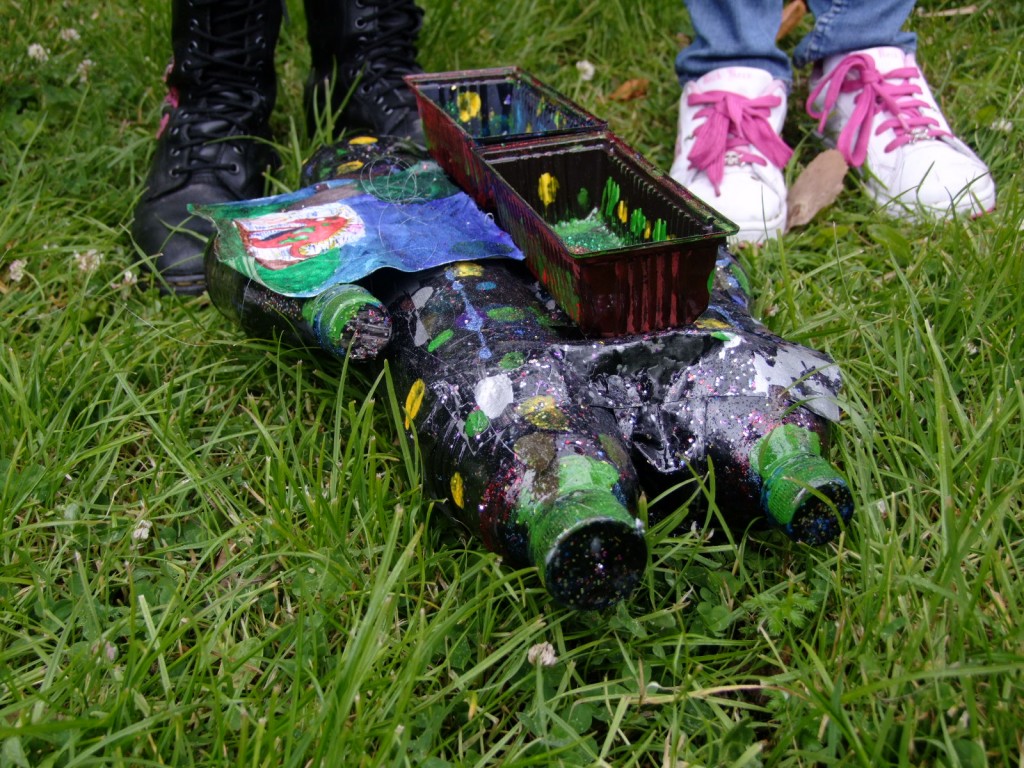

{"left": 158, "top": 272, "right": 206, "bottom": 296}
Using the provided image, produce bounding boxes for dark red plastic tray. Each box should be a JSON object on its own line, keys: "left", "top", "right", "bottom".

{"left": 407, "top": 66, "right": 605, "bottom": 204}
{"left": 480, "top": 133, "right": 735, "bottom": 335}
{"left": 405, "top": 68, "right": 737, "bottom": 335}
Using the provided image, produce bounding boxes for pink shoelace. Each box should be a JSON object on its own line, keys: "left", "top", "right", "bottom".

{"left": 686, "top": 90, "right": 793, "bottom": 195}
{"left": 806, "top": 53, "right": 951, "bottom": 167}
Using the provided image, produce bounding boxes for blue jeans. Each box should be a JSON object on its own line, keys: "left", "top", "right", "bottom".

{"left": 676, "top": 0, "right": 918, "bottom": 86}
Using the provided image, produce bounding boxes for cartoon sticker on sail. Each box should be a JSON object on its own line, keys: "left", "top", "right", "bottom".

{"left": 234, "top": 203, "right": 367, "bottom": 270}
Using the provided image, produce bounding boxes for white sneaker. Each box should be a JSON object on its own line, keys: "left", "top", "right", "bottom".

{"left": 669, "top": 67, "right": 792, "bottom": 244}
{"left": 807, "top": 46, "right": 996, "bottom": 219}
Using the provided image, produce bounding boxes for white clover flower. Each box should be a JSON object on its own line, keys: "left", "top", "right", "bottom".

{"left": 576, "top": 60, "right": 596, "bottom": 82}
{"left": 132, "top": 518, "right": 152, "bottom": 542}
{"left": 93, "top": 639, "right": 118, "bottom": 663}
{"left": 60, "top": 28, "right": 81, "bottom": 42}
{"left": 527, "top": 641, "right": 558, "bottom": 667}
{"left": 8, "top": 259, "right": 27, "bottom": 283}
{"left": 989, "top": 117, "right": 1013, "bottom": 133}
{"left": 28, "top": 44, "right": 50, "bottom": 63}
{"left": 112, "top": 269, "right": 137, "bottom": 292}
{"left": 74, "top": 248, "right": 102, "bottom": 273}
{"left": 76, "top": 59, "right": 95, "bottom": 84}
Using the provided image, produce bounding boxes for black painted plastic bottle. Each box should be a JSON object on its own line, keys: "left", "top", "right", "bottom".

{"left": 205, "top": 242, "right": 392, "bottom": 361}
{"left": 559, "top": 249, "right": 855, "bottom": 544}
{"left": 384, "top": 261, "right": 649, "bottom": 611}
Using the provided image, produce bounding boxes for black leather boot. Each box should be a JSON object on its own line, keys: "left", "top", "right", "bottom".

{"left": 303, "top": 0, "right": 425, "bottom": 143}
{"left": 132, "top": 0, "right": 282, "bottom": 295}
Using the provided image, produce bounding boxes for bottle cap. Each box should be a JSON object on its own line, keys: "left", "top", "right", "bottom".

{"left": 528, "top": 490, "right": 647, "bottom": 611}
{"left": 761, "top": 453, "right": 854, "bottom": 544}
{"left": 306, "top": 283, "right": 391, "bottom": 360}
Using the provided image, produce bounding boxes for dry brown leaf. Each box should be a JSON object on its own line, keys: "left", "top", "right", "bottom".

{"left": 215, "top": 539, "right": 237, "bottom": 571}
{"left": 785, "top": 149, "right": 848, "bottom": 231}
{"left": 777, "top": 0, "right": 808, "bottom": 41}
{"left": 608, "top": 78, "right": 649, "bottom": 102}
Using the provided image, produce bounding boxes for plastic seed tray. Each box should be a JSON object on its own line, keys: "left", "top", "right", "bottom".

{"left": 406, "top": 67, "right": 737, "bottom": 335}
{"left": 406, "top": 66, "right": 606, "bottom": 207}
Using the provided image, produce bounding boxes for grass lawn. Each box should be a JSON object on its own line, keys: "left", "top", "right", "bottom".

{"left": 2, "top": 0, "right": 1022, "bottom": 765}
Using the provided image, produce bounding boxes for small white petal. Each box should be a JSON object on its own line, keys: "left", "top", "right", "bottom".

{"left": 28, "top": 44, "right": 50, "bottom": 63}
{"left": 527, "top": 641, "right": 558, "bottom": 667}
{"left": 576, "top": 60, "right": 596, "bottom": 82}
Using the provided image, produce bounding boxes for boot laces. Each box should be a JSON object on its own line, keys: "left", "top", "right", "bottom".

{"left": 686, "top": 90, "right": 793, "bottom": 195}
{"left": 349, "top": 0, "right": 423, "bottom": 111}
{"left": 807, "top": 53, "right": 951, "bottom": 167}
{"left": 166, "top": 93, "right": 269, "bottom": 176}
{"left": 165, "top": 1, "right": 275, "bottom": 175}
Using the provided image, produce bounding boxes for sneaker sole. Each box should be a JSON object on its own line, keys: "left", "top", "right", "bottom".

{"left": 730, "top": 209, "right": 787, "bottom": 245}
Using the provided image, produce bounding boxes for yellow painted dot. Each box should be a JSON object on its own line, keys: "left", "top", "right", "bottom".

{"left": 518, "top": 396, "right": 569, "bottom": 430}
{"left": 457, "top": 92, "right": 482, "bottom": 122}
{"left": 695, "top": 318, "right": 730, "bottom": 330}
{"left": 450, "top": 472, "right": 465, "bottom": 508}
{"left": 334, "top": 160, "right": 364, "bottom": 174}
{"left": 349, "top": 136, "right": 378, "bottom": 145}
{"left": 452, "top": 262, "right": 484, "bottom": 277}
{"left": 538, "top": 172, "right": 559, "bottom": 208}
{"left": 404, "top": 379, "right": 425, "bottom": 429}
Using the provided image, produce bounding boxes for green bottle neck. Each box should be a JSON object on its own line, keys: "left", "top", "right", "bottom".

{"left": 528, "top": 489, "right": 646, "bottom": 611}
{"left": 750, "top": 424, "right": 853, "bottom": 543}
{"left": 515, "top": 453, "right": 647, "bottom": 610}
